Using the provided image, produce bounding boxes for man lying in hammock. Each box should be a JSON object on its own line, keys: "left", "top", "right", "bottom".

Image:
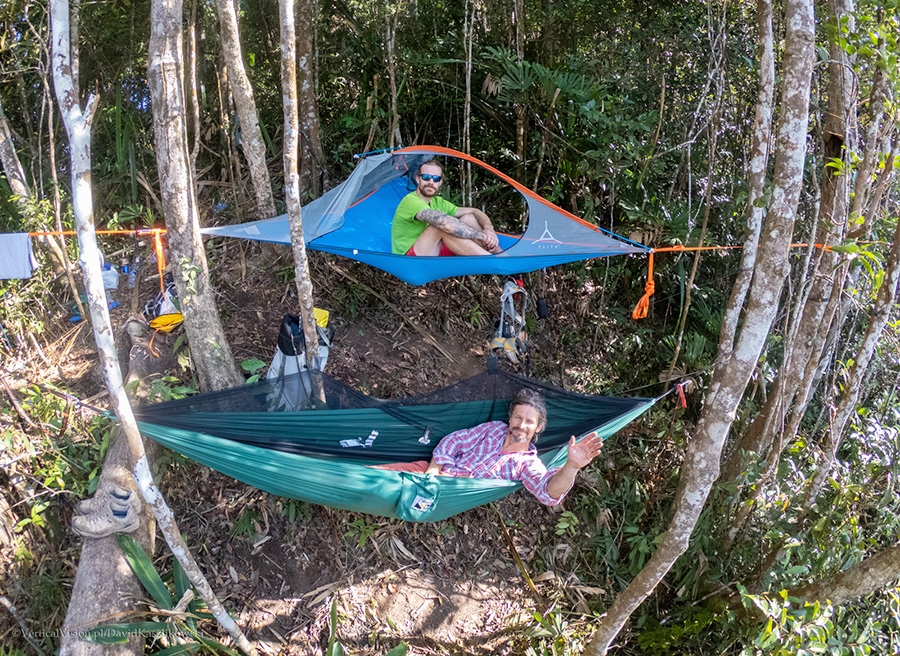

{"left": 377, "top": 389, "right": 603, "bottom": 506}
{"left": 391, "top": 159, "right": 504, "bottom": 257}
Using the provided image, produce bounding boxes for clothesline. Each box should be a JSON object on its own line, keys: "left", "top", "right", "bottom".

{"left": 631, "top": 242, "right": 837, "bottom": 319}
{"left": 28, "top": 228, "right": 168, "bottom": 294}
{"left": 11, "top": 227, "right": 877, "bottom": 322}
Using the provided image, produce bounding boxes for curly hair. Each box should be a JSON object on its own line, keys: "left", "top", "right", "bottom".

{"left": 509, "top": 389, "right": 547, "bottom": 440}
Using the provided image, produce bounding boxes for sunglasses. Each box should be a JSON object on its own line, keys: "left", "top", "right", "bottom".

{"left": 419, "top": 174, "right": 442, "bottom": 183}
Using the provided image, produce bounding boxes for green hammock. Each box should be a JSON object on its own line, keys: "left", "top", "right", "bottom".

{"left": 135, "top": 369, "right": 657, "bottom": 522}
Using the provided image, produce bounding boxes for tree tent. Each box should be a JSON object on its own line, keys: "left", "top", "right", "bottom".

{"left": 134, "top": 367, "right": 656, "bottom": 522}
{"left": 201, "top": 146, "right": 649, "bottom": 285}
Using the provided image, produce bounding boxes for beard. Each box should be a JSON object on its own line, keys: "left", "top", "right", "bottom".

{"left": 506, "top": 428, "right": 531, "bottom": 444}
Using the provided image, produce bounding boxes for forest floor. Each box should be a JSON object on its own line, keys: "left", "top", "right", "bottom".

{"left": 2, "top": 241, "right": 653, "bottom": 655}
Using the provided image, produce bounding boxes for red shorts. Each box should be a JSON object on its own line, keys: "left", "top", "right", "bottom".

{"left": 406, "top": 243, "right": 456, "bottom": 257}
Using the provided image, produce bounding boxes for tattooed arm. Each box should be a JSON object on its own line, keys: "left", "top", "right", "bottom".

{"left": 456, "top": 207, "right": 498, "bottom": 251}
{"left": 415, "top": 208, "right": 486, "bottom": 242}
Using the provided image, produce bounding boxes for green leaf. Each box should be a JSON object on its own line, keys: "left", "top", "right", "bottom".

{"left": 240, "top": 358, "right": 266, "bottom": 373}
{"left": 83, "top": 621, "right": 170, "bottom": 644}
{"left": 116, "top": 533, "right": 174, "bottom": 609}
{"left": 173, "top": 558, "right": 197, "bottom": 630}
{"left": 154, "top": 644, "right": 203, "bottom": 656}
{"left": 195, "top": 635, "right": 242, "bottom": 656}
{"left": 384, "top": 644, "right": 408, "bottom": 656}
{"left": 327, "top": 597, "right": 341, "bottom": 654}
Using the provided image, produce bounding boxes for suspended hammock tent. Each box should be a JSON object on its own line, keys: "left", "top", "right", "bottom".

{"left": 201, "top": 146, "right": 650, "bottom": 285}
{"left": 135, "top": 368, "right": 656, "bottom": 522}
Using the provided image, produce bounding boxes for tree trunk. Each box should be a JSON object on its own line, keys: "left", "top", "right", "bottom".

{"left": 721, "top": 0, "right": 856, "bottom": 485}
{"left": 52, "top": 0, "right": 257, "bottom": 652}
{"left": 462, "top": 0, "right": 474, "bottom": 205}
{"left": 513, "top": 0, "right": 526, "bottom": 169}
{"left": 718, "top": 0, "right": 773, "bottom": 351}
{"left": 148, "top": 0, "right": 244, "bottom": 393}
{"left": 297, "top": 0, "right": 327, "bottom": 197}
{"left": 584, "top": 0, "right": 816, "bottom": 651}
{"left": 280, "top": 0, "right": 322, "bottom": 374}
{"left": 802, "top": 201, "right": 900, "bottom": 502}
{"left": 214, "top": 0, "right": 277, "bottom": 220}
{"left": 0, "top": 96, "right": 31, "bottom": 198}
{"left": 60, "top": 432, "right": 157, "bottom": 656}
{"left": 790, "top": 543, "right": 900, "bottom": 607}
{"left": 385, "top": 4, "right": 401, "bottom": 148}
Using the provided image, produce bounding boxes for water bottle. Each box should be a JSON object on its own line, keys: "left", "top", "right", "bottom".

{"left": 127, "top": 258, "right": 139, "bottom": 289}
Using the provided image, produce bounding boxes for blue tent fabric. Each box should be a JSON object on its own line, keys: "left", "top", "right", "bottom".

{"left": 201, "top": 146, "right": 649, "bottom": 285}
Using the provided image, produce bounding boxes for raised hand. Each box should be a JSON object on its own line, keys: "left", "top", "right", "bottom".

{"left": 566, "top": 431, "right": 603, "bottom": 470}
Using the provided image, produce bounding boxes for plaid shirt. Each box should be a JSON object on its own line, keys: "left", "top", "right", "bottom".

{"left": 431, "top": 421, "right": 568, "bottom": 506}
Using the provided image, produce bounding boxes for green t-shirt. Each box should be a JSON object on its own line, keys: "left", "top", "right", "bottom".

{"left": 391, "top": 192, "right": 459, "bottom": 254}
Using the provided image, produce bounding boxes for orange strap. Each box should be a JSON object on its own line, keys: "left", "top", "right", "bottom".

{"left": 630, "top": 242, "right": 834, "bottom": 320}
{"left": 632, "top": 251, "right": 655, "bottom": 320}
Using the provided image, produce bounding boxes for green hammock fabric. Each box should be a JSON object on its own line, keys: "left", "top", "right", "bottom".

{"left": 135, "top": 369, "right": 656, "bottom": 522}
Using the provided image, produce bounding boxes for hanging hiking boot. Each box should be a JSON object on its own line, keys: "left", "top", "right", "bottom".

{"left": 75, "top": 481, "right": 142, "bottom": 516}
{"left": 72, "top": 500, "right": 140, "bottom": 539}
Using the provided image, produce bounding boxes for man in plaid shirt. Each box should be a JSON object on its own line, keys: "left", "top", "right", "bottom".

{"left": 379, "top": 389, "right": 603, "bottom": 506}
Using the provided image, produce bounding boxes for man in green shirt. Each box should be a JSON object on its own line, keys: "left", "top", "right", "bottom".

{"left": 392, "top": 160, "right": 503, "bottom": 256}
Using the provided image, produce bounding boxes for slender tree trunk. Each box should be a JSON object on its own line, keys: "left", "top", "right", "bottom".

{"left": 280, "top": 0, "right": 323, "bottom": 374}
{"left": 718, "top": 0, "right": 774, "bottom": 350}
{"left": 801, "top": 193, "right": 900, "bottom": 508}
{"left": 42, "top": 72, "right": 86, "bottom": 320}
{"left": 148, "top": 0, "right": 244, "bottom": 392}
{"left": 584, "top": 0, "right": 816, "bottom": 651}
{"left": 665, "top": 25, "right": 725, "bottom": 383}
{"left": 513, "top": 0, "right": 526, "bottom": 169}
{"left": 188, "top": 0, "right": 202, "bottom": 167}
{"left": 385, "top": 3, "right": 401, "bottom": 147}
{"left": 214, "top": 0, "right": 277, "bottom": 219}
{"left": 0, "top": 96, "right": 31, "bottom": 198}
{"left": 463, "top": 0, "right": 474, "bottom": 205}
{"left": 51, "top": 1, "right": 257, "bottom": 653}
{"left": 297, "top": 0, "right": 327, "bottom": 197}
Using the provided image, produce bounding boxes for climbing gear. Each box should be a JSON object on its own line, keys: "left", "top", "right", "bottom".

{"left": 490, "top": 278, "right": 530, "bottom": 364}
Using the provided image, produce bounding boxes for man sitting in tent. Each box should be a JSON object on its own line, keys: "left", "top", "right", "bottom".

{"left": 377, "top": 389, "right": 603, "bottom": 506}
{"left": 391, "top": 160, "right": 504, "bottom": 256}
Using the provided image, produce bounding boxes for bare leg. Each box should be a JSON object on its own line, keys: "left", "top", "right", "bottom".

{"left": 370, "top": 460, "right": 430, "bottom": 472}
{"left": 457, "top": 212, "right": 503, "bottom": 253}
{"left": 411, "top": 225, "right": 492, "bottom": 256}
{"left": 411, "top": 214, "right": 498, "bottom": 256}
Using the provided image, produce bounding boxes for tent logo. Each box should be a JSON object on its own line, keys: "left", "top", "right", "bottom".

{"left": 534, "top": 222, "right": 563, "bottom": 249}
